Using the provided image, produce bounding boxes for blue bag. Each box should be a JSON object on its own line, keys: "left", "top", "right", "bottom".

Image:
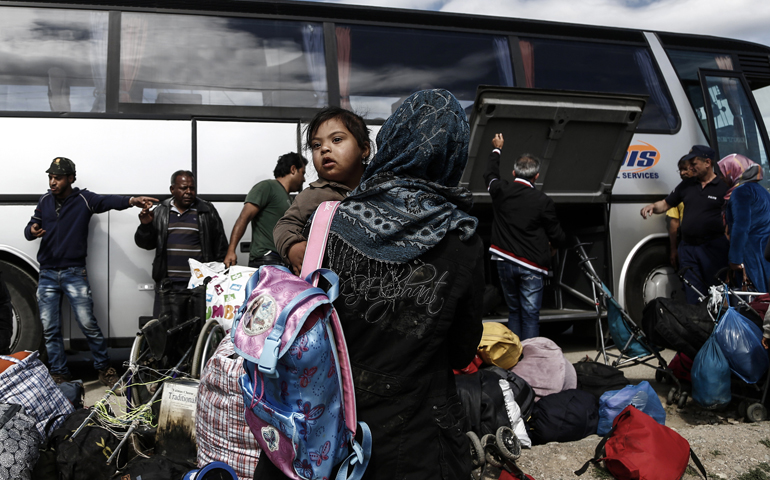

{"left": 691, "top": 333, "right": 731, "bottom": 409}
{"left": 597, "top": 381, "right": 664, "bottom": 435}
{"left": 713, "top": 307, "right": 769, "bottom": 384}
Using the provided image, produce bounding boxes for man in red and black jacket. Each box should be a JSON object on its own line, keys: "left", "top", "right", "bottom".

{"left": 483, "top": 133, "right": 566, "bottom": 340}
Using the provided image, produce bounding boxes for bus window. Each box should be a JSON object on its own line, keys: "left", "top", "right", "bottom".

{"left": 518, "top": 37, "right": 678, "bottom": 132}
{"left": 120, "top": 13, "right": 327, "bottom": 108}
{"left": 701, "top": 72, "right": 769, "bottom": 168}
{"left": 0, "top": 7, "right": 108, "bottom": 113}
{"left": 755, "top": 85, "right": 770, "bottom": 137}
{"left": 667, "top": 50, "right": 736, "bottom": 140}
{"left": 337, "top": 24, "right": 514, "bottom": 120}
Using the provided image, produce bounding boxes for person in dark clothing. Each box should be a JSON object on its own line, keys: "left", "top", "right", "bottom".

{"left": 641, "top": 145, "right": 729, "bottom": 304}
{"left": 24, "top": 156, "right": 157, "bottom": 384}
{"left": 254, "top": 89, "right": 484, "bottom": 480}
{"left": 483, "top": 133, "right": 567, "bottom": 340}
{"left": 0, "top": 274, "right": 12, "bottom": 355}
{"left": 134, "top": 170, "right": 228, "bottom": 317}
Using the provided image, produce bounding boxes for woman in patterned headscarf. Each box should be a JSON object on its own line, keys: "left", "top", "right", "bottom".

{"left": 324, "top": 89, "right": 484, "bottom": 480}
{"left": 718, "top": 154, "right": 770, "bottom": 291}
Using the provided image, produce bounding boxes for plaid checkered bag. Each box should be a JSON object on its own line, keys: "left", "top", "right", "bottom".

{"left": 0, "top": 352, "right": 73, "bottom": 438}
{"left": 196, "top": 336, "right": 260, "bottom": 480}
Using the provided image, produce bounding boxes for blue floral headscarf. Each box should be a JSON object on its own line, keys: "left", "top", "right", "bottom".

{"left": 329, "top": 89, "right": 478, "bottom": 263}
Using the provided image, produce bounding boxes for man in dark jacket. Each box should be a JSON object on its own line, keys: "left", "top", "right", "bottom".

{"left": 24, "top": 157, "right": 157, "bottom": 384}
{"left": 134, "top": 170, "right": 228, "bottom": 316}
{"left": 484, "top": 133, "right": 566, "bottom": 340}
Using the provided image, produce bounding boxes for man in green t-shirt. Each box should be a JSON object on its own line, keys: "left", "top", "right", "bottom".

{"left": 224, "top": 152, "right": 307, "bottom": 268}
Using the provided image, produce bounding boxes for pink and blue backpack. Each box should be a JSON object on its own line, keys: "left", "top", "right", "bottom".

{"left": 231, "top": 202, "right": 371, "bottom": 480}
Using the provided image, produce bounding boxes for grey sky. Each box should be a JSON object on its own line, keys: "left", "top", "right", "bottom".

{"left": 303, "top": 0, "right": 770, "bottom": 48}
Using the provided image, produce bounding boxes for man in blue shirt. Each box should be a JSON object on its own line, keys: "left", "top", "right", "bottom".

{"left": 24, "top": 157, "right": 157, "bottom": 385}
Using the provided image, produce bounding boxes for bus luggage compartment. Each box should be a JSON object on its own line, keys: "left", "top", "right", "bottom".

{"left": 462, "top": 87, "right": 646, "bottom": 326}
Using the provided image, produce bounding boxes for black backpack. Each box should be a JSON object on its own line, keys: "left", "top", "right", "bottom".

{"left": 455, "top": 366, "right": 535, "bottom": 436}
{"left": 110, "top": 454, "right": 191, "bottom": 480}
{"left": 527, "top": 389, "right": 598, "bottom": 445}
{"left": 54, "top": 408, "right": 129, "bottom": 480}
{"left": 573, "top": 361, "right": 630, "bottom": 401}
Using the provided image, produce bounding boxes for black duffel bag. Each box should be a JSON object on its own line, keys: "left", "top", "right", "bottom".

{"left": 527, "top": 389, "right": 598, "bottom": 445}
{"left": 642, "top": 297, "right": 713, "bottom": 359}
{"left": 573, "top": 361, "right": 630, "bottom": 401}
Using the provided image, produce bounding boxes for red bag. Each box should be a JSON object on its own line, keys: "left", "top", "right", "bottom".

{"left": 668, "top": 352, "right": 693, "bottom": 382}
{"left": 576, "top": 406, "right": 706, "bottom": 480}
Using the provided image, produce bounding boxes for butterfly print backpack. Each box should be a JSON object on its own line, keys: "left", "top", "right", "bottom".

{"left": 232, "top": 202, "right": 371, "bottom": 480}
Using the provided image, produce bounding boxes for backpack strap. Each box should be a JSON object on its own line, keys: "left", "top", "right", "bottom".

{"left": 689, "top": 448, "right": 708, "bottom": 479}
{"left": 301, "top": 201, "right": 341, "bottom": 281}
{"left": 574, "top": 408, "right": 628, "bottom": 476}
{"left": 335, "top": 421, "right": 372, "bottom": 480}
{"left": 258, "top": 284, "right": 328, "bottom": 377}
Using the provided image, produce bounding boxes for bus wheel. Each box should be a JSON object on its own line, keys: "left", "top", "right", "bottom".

{"left": 624, "top": 243, "right": 676, "bottom": 323}
{"left": 0, "top": 260, "right": 41, "bottom": 353}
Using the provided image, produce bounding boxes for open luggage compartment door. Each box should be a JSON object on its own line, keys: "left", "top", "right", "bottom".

{"left": 462, "top": 87, "right": 646, "bottom": 203}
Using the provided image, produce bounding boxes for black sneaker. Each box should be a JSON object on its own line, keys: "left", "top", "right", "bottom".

{"left": 98, "top": 367, "right": 121, "bottom": 388}
{"left": 51, "top": 372, "right": 72, "bottom": 384}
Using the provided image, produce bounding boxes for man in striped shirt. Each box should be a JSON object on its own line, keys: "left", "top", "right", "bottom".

{"left": 135, "top": 170, "right": 228, "bottom": 316}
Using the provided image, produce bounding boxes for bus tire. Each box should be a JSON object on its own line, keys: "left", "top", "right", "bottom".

{"left": 624, "top": 242, "right": 668, "bottom": 323}
{"left": 0, "top": 260, "right": 41, "bottom": 353}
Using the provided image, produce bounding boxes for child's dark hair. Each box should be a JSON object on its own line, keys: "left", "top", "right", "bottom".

{"left": 273, "top": 152, "right": 308, "bottom": 178}
{"left": 677, "top": 155, "right": 690, "bottom": 171}
{"left": 305, "top": 107, "right": 371, "bottom": 161}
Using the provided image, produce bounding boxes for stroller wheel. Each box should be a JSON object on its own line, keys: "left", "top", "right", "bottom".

{"left": 481, "top": 434, "right": 504, "bottom": 468}
{"left": 655, "top": 369, "right": 668, "bottom": 385}
{"left": 677, "top": 391, "right": 688, "bottom": 409}
{"left": 738, "top": 400, "right": 749, "bottom": 419}
{"left": 746, "top": 403, "right": 768, "bottom": 423}
{"left": 495, "top": 426, "right": 521, "bottom": 461}
{"left": 466, "top": 431, "right": 485, "bottom": 468}
{"left": 667, "top": 387, "right": 678, "bottom": 405}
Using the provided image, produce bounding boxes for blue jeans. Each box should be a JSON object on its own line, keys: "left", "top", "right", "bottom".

{"left": 37, "top": 267, "right": 110, "bottom": 375}
{"left": 497, "top": 261, "right": 544, "bottom": 340}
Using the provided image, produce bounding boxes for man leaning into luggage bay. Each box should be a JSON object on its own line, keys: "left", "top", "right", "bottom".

{"left": 641, "top": 145, "right": 729, "bottom": 304}
{"left": 24, "top": 157, "right": 157, "bottom": 385}
{"left": 484, "top": 133, "right": 567, "bottom": 340}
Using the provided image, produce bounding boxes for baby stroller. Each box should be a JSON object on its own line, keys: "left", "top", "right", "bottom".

{"left": 572, "top": 241, "right": 680, "bottom": 394}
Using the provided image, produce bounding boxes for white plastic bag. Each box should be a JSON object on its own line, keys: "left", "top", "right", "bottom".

{"left": 187, "top": 259, "right": 256, "bottom": 333}
{"left": 499, "top": 379, "right": 531, "bottom": 448}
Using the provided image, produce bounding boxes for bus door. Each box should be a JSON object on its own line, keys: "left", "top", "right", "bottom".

{"left": 698, "top": 69, "right": 770, "bottom": 173}
{"left": 462, "top": 86, "right": 645, "bottom": 322}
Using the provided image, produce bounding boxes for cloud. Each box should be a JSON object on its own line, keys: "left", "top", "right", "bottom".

{"left": 308, "top": 0, "right": 770, "bottom": 47}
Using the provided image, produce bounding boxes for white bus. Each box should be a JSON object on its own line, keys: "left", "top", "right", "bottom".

{"left": 1, "top": 0, "right": 769, "bottom": 352}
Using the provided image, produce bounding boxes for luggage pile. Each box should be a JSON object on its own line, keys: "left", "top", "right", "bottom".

{"left": 643, "top": 285, "right": 770, "bottom": 420}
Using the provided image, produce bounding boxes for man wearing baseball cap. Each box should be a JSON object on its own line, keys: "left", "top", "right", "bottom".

{"left": 24, "top": 157, "right": 158, "bottom": 386}
{"left": 640, "top": 145, "right": 729, "bottom": 303}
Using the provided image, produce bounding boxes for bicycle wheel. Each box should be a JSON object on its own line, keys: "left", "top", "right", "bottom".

{"left": 127, "top": 329, "right": 172, "bottom": 418}
{"left": 192, "top": 319, "right": 225, "bottom": 379}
